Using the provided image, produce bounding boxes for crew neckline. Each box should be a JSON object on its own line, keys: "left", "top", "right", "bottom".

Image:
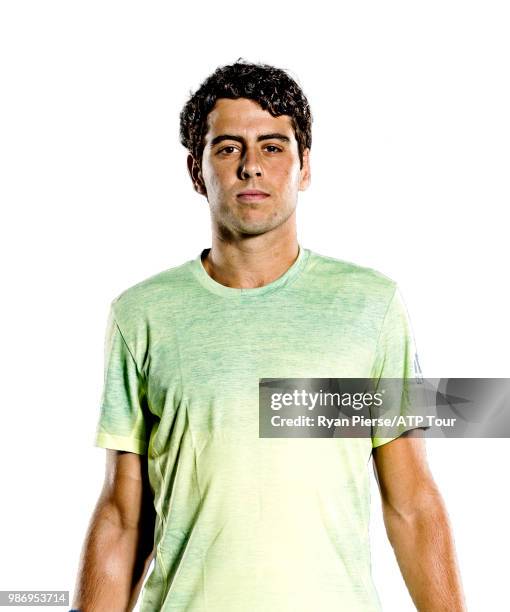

{"left": 190, "top": 244, "right": 310, "bottom": 298}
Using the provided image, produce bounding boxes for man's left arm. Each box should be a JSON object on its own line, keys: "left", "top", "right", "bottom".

{"left": 372, "top": 430, "right": 467, "bottom": 611}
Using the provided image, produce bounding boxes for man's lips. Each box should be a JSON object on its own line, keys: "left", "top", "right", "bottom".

{"left": 236, "top": 190, "right": 270, "bottom": 202}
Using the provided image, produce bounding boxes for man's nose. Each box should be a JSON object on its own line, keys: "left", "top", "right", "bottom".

{"left": 238, "top": 148, "right": 262, "bottom": 179}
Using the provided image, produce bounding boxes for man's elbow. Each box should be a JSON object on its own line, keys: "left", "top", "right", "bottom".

{"left": 382, "top": 487, "right": 450, "bottom": 541}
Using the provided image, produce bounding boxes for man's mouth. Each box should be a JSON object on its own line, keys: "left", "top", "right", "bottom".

{"left": 236, "top": 190, "right": 270, "bottom": 202}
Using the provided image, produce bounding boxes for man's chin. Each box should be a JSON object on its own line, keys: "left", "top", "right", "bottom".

{"left": 234, "top": 220, "right": 280, "bottom": 237}
{"left": 215, "top": 207, "right": 295, "bottom": 239}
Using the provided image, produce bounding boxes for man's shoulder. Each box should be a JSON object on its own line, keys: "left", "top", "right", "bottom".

{"left": 108, "top": 257, "right": 196, "bottom": 324}
{"left": 305, "top": 249, "right": 398, "bottom": 296}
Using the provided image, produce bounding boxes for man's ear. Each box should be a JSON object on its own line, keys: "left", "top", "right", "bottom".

{"left": 187, "top": 154, "right": 207, "bottom": 196}
{"left": 298, "top": 148, "right": 311, "bottom": 191}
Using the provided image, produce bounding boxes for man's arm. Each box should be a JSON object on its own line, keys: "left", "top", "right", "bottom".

{"left": 72, "top": 450, "right": 156, "bottom": 612}
{"left": 372, "top": 430, "right": 467, "bottom": 611}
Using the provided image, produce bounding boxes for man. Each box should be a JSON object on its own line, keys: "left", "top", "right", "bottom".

{"left": 72, "top": 60, "right": 466, "bottom": 611}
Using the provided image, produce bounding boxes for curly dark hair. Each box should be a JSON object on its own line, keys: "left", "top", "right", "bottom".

{"left": 179, "top": 59, "right": 312, "bottom": 168}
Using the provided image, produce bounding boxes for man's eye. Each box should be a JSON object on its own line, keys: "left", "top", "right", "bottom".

{"left": 265, "top": 145, "right": 282, "bottom": 153}
{"left": 218, "top": 146, "right": 237, "bottom": 155}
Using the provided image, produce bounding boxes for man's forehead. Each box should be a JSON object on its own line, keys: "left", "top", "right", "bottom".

{"left": 205, "top": 98, "right": 293, "bottom": 138}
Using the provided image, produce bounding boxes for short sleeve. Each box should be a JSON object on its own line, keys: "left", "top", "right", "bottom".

{"left": 94, "top": 304, "right": 149, "bottom": 455}
{"left": 370, "top": 285, "right": 426, "bottom": 448}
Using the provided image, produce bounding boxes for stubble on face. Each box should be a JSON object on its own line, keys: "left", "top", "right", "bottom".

{"left": 211, "top": 183, "right": 298, "bottom": 239}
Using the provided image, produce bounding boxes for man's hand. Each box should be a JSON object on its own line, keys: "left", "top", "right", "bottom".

{"left": 72, "top": 450, "right": 156, "bottom": 612}
{"left": 372, "top": 431, "right": 467, "bottom": 611}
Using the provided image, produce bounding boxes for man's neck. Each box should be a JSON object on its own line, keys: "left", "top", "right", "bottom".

{"left": 202, "top": 233, "right": 300, "bottom": 290}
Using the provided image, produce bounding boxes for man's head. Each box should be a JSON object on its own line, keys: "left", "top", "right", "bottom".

{"left": 179, "top": 60, "right": 312, "bottom": 238}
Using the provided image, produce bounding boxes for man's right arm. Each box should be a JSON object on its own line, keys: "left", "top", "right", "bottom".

{"left": 72, "top": 449, "right": 156, "bottom": 612}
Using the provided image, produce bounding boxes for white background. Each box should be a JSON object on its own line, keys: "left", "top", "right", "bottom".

{"left": 1, "top": 1, "right": 509, "bottom": 610}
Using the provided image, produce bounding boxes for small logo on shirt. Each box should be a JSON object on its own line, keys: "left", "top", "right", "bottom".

{"left": 414, "top": 352, "right": 424, "bottom": 383}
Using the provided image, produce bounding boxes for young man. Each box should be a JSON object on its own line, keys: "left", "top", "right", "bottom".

{"left": 72, "top": 61, "right": 466, "bottom": 611}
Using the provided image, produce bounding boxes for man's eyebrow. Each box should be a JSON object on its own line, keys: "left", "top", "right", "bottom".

{"left": 209, "top": 133, "right": 291, "bottom": 147}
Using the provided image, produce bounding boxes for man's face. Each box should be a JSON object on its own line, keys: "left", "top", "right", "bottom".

{"left": 188, "top": 97, "right": 310, "bottom": 238}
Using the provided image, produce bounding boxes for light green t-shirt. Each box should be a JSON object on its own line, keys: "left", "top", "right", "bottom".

{"left": 95, "top": 245, "right": 420, "bottom": 612}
